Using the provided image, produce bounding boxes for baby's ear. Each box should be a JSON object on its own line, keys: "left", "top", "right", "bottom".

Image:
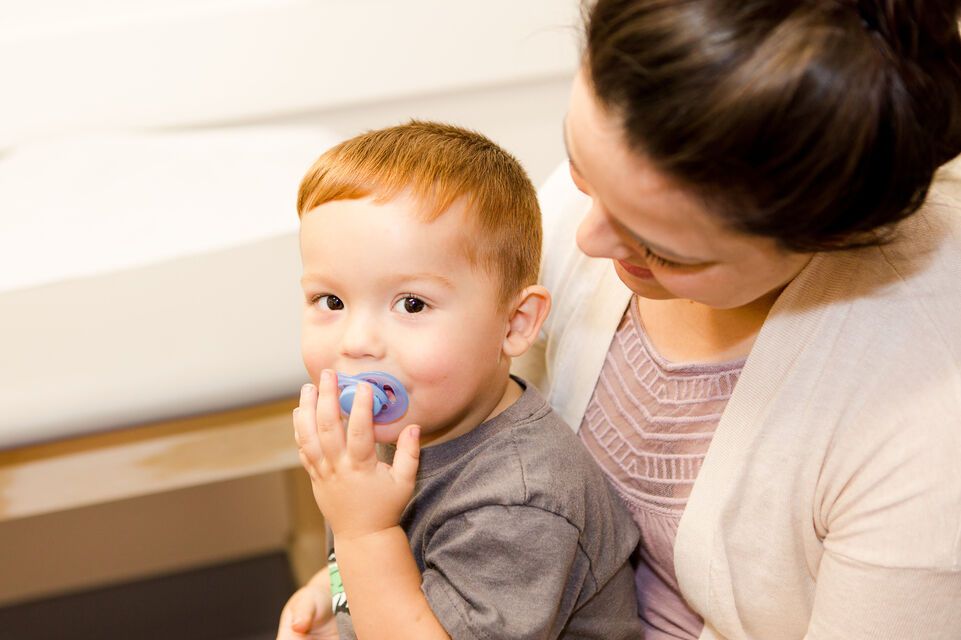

{"left": 503, "top": 285, "right": 551, "bottom": 358}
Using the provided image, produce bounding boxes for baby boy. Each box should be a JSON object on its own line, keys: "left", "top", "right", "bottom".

{"left": 279, "top": 121, "right": 642, "bottom": 639}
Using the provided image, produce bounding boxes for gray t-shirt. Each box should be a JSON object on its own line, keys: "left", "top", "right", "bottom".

{"left": 333, "top": 378, "right": 643, "bottom": 639}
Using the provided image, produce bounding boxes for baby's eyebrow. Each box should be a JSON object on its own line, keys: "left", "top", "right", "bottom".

{"left": 300, "top": 272, "right": 455, "bottom": 289}
{"left": 300, "top": 274, "right": 329, "bottom": 287}
{"left": 390, "top": 272, "right": 456, "bottom": 289}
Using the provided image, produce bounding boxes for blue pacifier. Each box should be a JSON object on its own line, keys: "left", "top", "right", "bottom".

{"left": 336, "top": 371, "right": 409, "bottom": 423}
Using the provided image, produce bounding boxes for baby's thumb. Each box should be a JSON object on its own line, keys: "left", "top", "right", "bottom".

{"left": 287, "top": 590, "right": 318, "bottom": 633}
{"left": 391, "top": 424, "right": 421, "bottom": 483}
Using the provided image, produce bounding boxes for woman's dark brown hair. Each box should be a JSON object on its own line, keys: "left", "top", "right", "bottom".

{"left": 585, "top": 0, "right": 961, "bottom": 251}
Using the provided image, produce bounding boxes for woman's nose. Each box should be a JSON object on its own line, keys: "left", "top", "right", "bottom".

{"left": 339, "top": 312, "right": 385, "bottom": 360}
{"left": 575, "top": 200, "right": 630, "bottom": 261}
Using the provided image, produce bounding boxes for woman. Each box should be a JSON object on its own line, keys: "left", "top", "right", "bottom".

{"left": 280, "top": 1, "right": 961, "bottom": 637}
{"left": 517, "top": 0, "right": 961, "bottom": 637}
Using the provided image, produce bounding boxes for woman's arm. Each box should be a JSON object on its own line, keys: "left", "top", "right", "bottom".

{"left": 805, "top": 408, "right": 961, "bottom": 638}
{"left": 806, "top": 551, "right": 961, "bottom": 638}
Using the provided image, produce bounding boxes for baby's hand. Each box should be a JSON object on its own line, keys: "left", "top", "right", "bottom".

{"left": 294, "top": 370, "right": 421, "bottom": 540}
{"left": 276, "top": 567, "right": 339, "bottom": 640}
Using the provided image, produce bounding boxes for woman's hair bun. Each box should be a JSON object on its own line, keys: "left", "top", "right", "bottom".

{"left": 853, "top": 0, "right": 961, "bottom": 165}
{"left": 852, "top": 0, "right": 961, "bottom": 57}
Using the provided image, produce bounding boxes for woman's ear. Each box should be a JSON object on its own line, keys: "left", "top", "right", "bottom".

{"left": 503, "top": 285, "right": 551, "bottom": 358}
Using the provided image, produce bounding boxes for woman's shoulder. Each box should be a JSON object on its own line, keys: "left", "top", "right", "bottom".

{"left": 782, "top": 167, "right": 961, "bottom": 357}
{"left": 761, "top": 168, "right": 961, "bottom": 471}
{"left": 879, "top": 160, "right": 961, "bottom": 290}
{"left": 862, "top": 170, "right": 961, "bottom": 345}
{"left": 736, "top": 167, "right": 961, "bottom": 469}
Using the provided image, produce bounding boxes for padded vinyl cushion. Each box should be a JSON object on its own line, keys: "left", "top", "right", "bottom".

{"left": 0, "top": 127, "right": 344, "bottom": 447}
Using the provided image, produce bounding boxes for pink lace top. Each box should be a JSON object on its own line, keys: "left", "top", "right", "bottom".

{"left": 578, "top": 298, "right": 745, "bottom": 639}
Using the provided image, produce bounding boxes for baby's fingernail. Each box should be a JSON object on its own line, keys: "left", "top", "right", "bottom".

{"left": 411, "top": 426, "right": 421, "bottom": 440}
{"left": 320, "top": 370, "right": 332, "bottom": 384}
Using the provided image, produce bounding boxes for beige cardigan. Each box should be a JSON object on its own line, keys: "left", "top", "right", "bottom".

{"left": 514, "top": 162, "right": 961, "bottom": 639}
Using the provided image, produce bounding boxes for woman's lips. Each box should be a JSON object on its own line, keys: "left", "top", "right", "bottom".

{"left": 616, "top": 259, "right": 653, "bottom": 279}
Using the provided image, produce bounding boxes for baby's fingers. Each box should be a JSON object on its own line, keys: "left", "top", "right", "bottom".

{"left": 287, "top": 589, "right": 317, "bottom": 634}
{"left": 294, "top": 384, "right": 323, "bottom": 463}
{"left": 314, "top": 369, "right": 346, "bottom": 462}
{"left": 276, "top": 585, "right": 318, "bottom": 639}
{"left": 344, "top": 382, "right": 376, "bottom": 463}
{"left": 391, "top": 424, "right": 421, "bottom": 485}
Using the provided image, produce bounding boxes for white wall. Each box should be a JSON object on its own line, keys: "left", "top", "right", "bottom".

{"left": 0, "top": 0, "right": 582, "bottom": 181}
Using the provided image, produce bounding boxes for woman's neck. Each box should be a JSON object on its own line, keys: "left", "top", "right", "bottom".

{"left": 636, "top": 288, "right": 782, "bottom": 364}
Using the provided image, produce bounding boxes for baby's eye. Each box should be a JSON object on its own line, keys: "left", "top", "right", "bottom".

{"left": 393, "top": 296, "right": 427, "bottom": 314}
{"left": 314, "top": 294, "right": 344, "bottom": 311}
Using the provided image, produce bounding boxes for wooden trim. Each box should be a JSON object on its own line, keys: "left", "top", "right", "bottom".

{"left": 0, "top": 397, "right": 300, "bottom": 522}
{"left": 0, "top": 473, "right": 292, "bottom": 606}
{"left": 284, "top": 467, "right": 328, "bottom": 587}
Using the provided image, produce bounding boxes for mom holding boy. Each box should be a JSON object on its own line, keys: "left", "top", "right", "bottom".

{"left": 281, "top": 0, "right": 961, "bottom": 638}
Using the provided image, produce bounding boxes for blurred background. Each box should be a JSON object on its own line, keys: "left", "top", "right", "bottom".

{"left": 0, "top": 1, "right": 580, "bottom": 638}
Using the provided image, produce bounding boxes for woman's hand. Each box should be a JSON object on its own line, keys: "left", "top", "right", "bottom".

{"left": 294, "top": 369, "right": 421, "bottom": 540}
{"left": 276, "top": 567, "right": 339, "bottom": 640}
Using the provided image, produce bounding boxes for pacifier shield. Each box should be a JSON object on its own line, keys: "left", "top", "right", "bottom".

{"left": 336, "top": 371, "right": 409, "bottom": 423}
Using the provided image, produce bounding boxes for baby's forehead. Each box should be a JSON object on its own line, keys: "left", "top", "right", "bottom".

{"left": 334, "top": 193, "right": 482, "bottom": 246}
{"left": 301, "top": 196, "right": 493, "bottom": 276}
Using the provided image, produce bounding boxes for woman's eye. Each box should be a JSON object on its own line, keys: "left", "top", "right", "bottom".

{"left": 315, "top": 295, "right": 344, "bottom": 311}
{"left": 394, "top": 296, "right": 427, "bottom": 314}
{"left": 643, "top": 247, "right": 682, "bottom": 269}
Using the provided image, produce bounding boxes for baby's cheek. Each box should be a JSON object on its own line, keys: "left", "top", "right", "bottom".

{"left": 401, "top": 338, "right": 488, "bottom": 414}
{"left": 303, "top": 359, "right": 321, "bottom": 385}
{"left": 397, "top": 344, "right": 466, "bottom": 413}
{"left": 300, "top": 336, "right": 330, "bottom": 384}
{"left": 398, "top": 335, "right": 464, "bottom": 386}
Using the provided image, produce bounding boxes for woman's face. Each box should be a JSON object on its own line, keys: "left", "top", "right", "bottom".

{"left": 565, "top": 68, "right": 812, "bottom": 310}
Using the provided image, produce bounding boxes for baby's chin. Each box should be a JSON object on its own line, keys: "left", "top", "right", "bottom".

{"left": 371, "top": 421, "right": 408, "bottom": 444}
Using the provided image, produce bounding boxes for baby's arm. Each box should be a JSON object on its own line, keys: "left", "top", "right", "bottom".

{"left": 294, "top": 374, "right": 450, "bottom": 640}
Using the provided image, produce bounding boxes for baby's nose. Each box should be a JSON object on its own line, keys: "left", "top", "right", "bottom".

{"left": 339, "top": 312, "right": 385, "bottom": 359}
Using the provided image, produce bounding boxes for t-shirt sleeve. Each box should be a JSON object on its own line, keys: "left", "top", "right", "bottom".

{"left": 420, "top": 504, "right": 590, "bottom": 640}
